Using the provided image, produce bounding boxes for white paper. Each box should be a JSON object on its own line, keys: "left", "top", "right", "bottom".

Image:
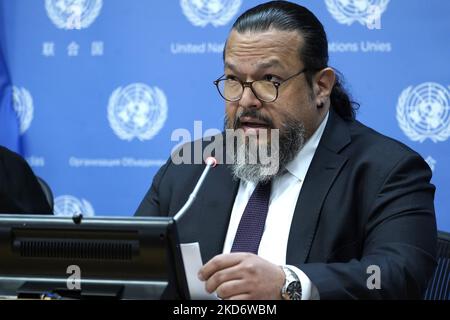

{"left": 180, "top": 242, "right": 219, "bottom": 300}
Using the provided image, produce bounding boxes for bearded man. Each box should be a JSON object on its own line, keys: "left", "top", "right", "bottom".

{"left": 135, "top": 1, "right": 436, "bottom": 300}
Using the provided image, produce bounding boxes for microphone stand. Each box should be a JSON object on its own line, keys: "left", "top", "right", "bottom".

{"left": 173, "top": 157, "right": 217, "bottom": 222}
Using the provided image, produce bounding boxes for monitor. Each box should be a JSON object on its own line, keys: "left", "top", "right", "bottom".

{"left": 0, "top": 214, "right": 189, "bottom": 300}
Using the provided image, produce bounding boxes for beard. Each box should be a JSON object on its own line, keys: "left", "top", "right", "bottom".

{"left": 225, "top": 108, "right": 306, "bottom": 184}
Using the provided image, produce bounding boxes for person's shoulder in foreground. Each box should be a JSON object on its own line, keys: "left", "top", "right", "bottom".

{"left": 0, "top": 146, "right": 52, "bottom": 214}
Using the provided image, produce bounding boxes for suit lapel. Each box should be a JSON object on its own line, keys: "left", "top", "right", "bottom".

{"left": 193, "top": 164, "right": 239, "bottom": 263}
{"left": 175, "top": 134, "right": 239, "bottom": 263}
{"left": 286, "top": 110, "right": 351, "bottom": 265}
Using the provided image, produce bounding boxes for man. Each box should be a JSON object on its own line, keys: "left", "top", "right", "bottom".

{"left": 0, "top": 146, "right": 52, "bottom": 214}
{"left": 135, "top": 1, "right": 436, "bottom": 299}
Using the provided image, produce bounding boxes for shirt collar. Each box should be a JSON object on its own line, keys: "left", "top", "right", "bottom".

{"left": 285, "top": 111, "right": 329, "bottom": 181}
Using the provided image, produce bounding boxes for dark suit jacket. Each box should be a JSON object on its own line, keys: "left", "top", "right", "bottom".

{"left": 135, "top": 110, "right": 437, "bottom": 299}
{"left": 0, "top": 146, "right": 52, "bottom": 214}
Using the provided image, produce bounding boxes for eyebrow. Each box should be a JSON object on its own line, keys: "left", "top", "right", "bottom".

{"left": 224, "top": 59, "right": 284, "bottom": 72}
{"left": 256, "top": 59, "right": 283, "bottom": 69}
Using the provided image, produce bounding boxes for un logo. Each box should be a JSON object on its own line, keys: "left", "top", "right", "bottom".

{"left": 325, "top": 0, "right": 389, "bottom": 27}
{"left": 397, "top": 82, "right": 450, "bottom": 143}
{"left": 12, "top": 86, "right": 34, "bottom": 135}
{"left": 180, "top": 0, "right": 241, "bottom": 27}
{"left": 108, "top": 83, "right": 168, "bottom": 141}
{"left": 45, "top": 0, "right": 103, "bottom": 30}
{"left": 54, "top": 195, "right": 95, "bottom": 217}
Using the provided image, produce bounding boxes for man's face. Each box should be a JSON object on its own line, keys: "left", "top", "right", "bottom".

{"left": 224, "top": 28, "right": 322, "bottom": 141}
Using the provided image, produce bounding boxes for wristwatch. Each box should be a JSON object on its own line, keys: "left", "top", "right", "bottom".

{"left": 281, "top": 266, "right": 302, "bottom": 300}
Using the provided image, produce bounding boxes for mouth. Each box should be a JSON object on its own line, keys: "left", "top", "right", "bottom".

{"left": 238, "top": 116, "right": 272, "bottom": 133}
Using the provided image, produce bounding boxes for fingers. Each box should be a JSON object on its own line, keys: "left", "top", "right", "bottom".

{"left": 215, "top": 279, "right": 249, "bottom": 300}
{"left": 204, "top": 263, "right": 244, "bottom": 294}
{"left": 228, "top": 294, "right": 252, "bottom": 300}
{"left": 198, "top": 252, "right": 252, "bottom": 282}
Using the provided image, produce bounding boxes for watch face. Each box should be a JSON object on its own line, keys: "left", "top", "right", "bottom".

{"left": 287, "top": 281, "right": 302, "bottom": 300}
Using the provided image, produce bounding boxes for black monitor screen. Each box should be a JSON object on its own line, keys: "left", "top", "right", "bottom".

{"left": 0, "top": 214, "right": 189, "bottom": 299}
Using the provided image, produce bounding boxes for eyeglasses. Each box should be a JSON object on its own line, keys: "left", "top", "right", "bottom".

{"left": 213, "top": 68, "right": 307, "bottom": 103}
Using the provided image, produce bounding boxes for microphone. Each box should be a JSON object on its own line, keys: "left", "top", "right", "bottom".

{"left": 173, "top": 157, "right": 217, "bottom": 222}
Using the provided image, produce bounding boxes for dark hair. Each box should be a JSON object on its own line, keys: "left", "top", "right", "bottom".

{"left": 229, "top": 0, "right": 358, "bottom": 120}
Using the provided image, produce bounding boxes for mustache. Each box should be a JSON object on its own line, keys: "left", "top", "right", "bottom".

{"left": 232, "top": 108, "right": 275, "bottom": 129}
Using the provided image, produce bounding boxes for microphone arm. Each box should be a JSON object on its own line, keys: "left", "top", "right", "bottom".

{"left": 173, "top": 157, "right": 217, "bottom": 222}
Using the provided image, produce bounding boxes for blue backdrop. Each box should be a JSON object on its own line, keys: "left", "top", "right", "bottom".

{"left": 0, "top": 0, "right": 448, "bottom": 231}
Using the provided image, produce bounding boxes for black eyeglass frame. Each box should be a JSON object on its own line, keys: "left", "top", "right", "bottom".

{"left": 213, "top": 68, "right": 307, "bottom": 103}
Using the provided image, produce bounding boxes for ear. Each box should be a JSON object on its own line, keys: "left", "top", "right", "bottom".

{"left": 313, "top": 68, "right": 335, "bottom": 107}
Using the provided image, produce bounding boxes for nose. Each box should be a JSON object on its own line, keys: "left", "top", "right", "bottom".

{"left": 239, "top": 85, "right": 263, "bottom": 109}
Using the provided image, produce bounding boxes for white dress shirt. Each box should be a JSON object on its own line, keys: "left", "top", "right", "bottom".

{"left": 222, "top": 112, "right": 329, "bottom": 300}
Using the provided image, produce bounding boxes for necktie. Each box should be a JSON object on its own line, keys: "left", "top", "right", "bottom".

{"left": 231, "top": 181, "right": 272, "bottom": 254}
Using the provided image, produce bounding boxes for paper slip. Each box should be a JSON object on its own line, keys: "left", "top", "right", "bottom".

{"left": 180, "top": 242, "right": 219, "bottom": 300}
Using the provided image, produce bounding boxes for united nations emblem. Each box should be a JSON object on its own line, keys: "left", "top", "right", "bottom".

{"left": 396, "top": 82, "right": 450, "bottom": 143}
{"left": 45, "top": 0, "right": 103, "bottom": 30}
{"left": 12, "top": 86, "right": 34, "bottom": 135}
{"left": 54, "top": 195, "right": 95, "bottom": 217}
{"left": 108, "top": 83, "right": 168, "bottom": 141}
{"left": 325, "top": 0, "right": 389, "bottom": 27}
{"left": 180, "top": 0, "right": 241, "bottom": 27}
